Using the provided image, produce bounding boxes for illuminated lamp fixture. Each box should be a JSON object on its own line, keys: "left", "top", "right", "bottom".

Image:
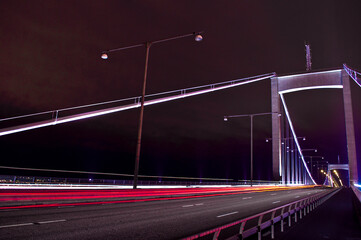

{"left": 223, "top": 117, "right": 228, "bottom": 121}
{"left": 194, "top": 33, "right": 203, "bottom": 42}
{"left": 303, "top": 137, "right": 306, "bottom": 141}
{"left": 101, "top": 53, "right": 108, "bottom": 60}
{"left": 266, "top": 139, "right": 269, "bottom": 142}
{"left": 315, "top": 149, "right": 317, "bottom": 152}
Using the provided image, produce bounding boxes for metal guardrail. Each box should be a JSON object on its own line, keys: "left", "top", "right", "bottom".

{"left": 183, "top": 188, "right": 339, "bottom": 240}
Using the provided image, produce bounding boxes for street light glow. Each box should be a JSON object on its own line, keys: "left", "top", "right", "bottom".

{"left": 194, "top": 34, "right": 203, "bottom": 42}
{"left": 101, "top": 53, "right": 108, "bottom": 59}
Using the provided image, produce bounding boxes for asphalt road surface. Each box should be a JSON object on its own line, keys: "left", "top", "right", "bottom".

{"left": 0, "top": 187, "right": 332, "bottom": 240}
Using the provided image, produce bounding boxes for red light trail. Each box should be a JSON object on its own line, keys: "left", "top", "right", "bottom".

{"left": 0, "top": 186, "right": 314, "bottom": 210}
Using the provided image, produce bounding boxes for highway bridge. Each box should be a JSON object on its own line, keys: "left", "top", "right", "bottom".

{"left": 0, "top": 69, "right": 360, "bottom": 239}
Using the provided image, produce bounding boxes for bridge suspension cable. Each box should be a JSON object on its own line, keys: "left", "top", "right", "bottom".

{"left": 280, "top": 94, "right": 317, "bottom": 185}
{"left": 0, "top": 73, "right": 275, "bottom": 136}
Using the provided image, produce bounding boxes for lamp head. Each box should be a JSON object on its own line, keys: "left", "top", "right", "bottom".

{"left": 223, "top": 117, "right": 228, "bottom": 121}
{"left": 101, "top": 53, "right": 108, "bottom": 60}
{"left": 194, "top": 34, "right": 203, "bottom": 42}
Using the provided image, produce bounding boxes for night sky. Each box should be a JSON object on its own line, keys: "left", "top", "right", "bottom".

{"left": 0, "top": 1, "right": 360, "bottom": 183}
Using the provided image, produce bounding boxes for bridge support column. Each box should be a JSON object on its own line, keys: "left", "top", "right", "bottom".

{"left": 271, "top": 77, "right": 282, "bottom": 182}
{"left": 342, "top": 70, "right": 358, "bottom": 185}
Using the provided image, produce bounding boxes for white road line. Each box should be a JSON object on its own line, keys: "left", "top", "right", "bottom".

{"left": 0, "top": 223, "right": 34, "bottom": 229}
{"left": 295, "top": 196, "right": 300, "bottom": 198}
{"left": 307, "top": 193, "right": 311, "bottom": 195}
{"left": 195, "top": 203, "right": 204, "bottom": 206}
{"left": 272, "top": 201, "right": 281, "bottom": 204}
{"left": 217, "top": 211, "right": 238, "bottom": 218}
{"left": 270, "top": 193, "right": 277, "bottom": 196}
{"left": 242, "top": 197, "right": 252, "bottom": 200}
{"left": 182, "top": 205, "right": 194, "bottom": 208}
{"left": 37, "top": 219, "right": 67, "bottom": 224}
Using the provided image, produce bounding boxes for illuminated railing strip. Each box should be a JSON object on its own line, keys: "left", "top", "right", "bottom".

{"left": 279, "top": 94, "right": 316, "bottom": 185}
{"left": 344, "top": 64, "right": 361, "bottom": 87}
{"left": 0, "top": 73, "right": 275, "bottom": 136}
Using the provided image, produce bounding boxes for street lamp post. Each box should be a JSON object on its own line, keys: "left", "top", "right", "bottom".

{"left": 101, "top": 32, "right": 203, "bottom": 189}
{"left": 224, "top": 112, "right": 281, "bottom": 187}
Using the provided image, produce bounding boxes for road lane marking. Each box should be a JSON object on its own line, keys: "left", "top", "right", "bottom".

{"left": 0, "top": 223, "right": 34, "bottom": 228}
{"left": 242, "top": 197, "right": 252, "bottom": 200}
{"left": 182, "top": 205, "right": 194, "bottom": 208}
{"left": 270, "top": 193, "right": 277, "bottom": 196}
{"left": 295, "top": 196, "right": 300, "bottom": 198}
{"left": 37, "top": 219, "right": 66, "bottom": 224}
{"left": 272, "top": 201, "right": 281, "bottom": 204}
{"left": 195, "top": 203, "right": 204, "bottom": 206}
{"left": 307, "top": 193, "right": 311, "bottom": 195}
{"left": 217, "top": 211, "right": 238, "bottom": 218}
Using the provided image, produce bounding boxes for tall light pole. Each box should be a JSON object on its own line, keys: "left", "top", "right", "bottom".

{"left": 224, "top": 112, "right": 281, "bottom": 186}
{"left": 101, "top": 31, "right": 203, "bottom": 189}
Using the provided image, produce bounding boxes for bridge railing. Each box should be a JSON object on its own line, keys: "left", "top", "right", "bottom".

{"left": 183, "top": 188, "right": 339, "bottom": 240}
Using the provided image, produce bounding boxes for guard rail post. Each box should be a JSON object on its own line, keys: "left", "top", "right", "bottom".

{"left": 270, "top": 210, "right": 276, "bottom": 239}
{"left": 288, "top": 204, "right": 292, "bottom": 227}
{"left": 280, "top": 207, "right": 285, "bottom": 232}
{"left": 239, "top": 221, "right": 246, "bottom": 239}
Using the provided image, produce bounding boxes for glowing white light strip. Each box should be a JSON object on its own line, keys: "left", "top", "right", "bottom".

{"left": 354, "top": 183, "right": 361, "bottom": 188}
{"left": 279, "top": 94, "right": 316, "bottom": 185}
{"left": 279, "top": 85, "right": 343, "bottom": 95}
{"left": 144, "top": 76, "right": 271, "bottom": 107}
{"left": 0, "top": 75, "right": 274, "bottom": 136}
{"left": 0, "top": 104, "right": 138, "bottom": 136}
{"left": 278, "top": 69, "right": 341, "bottom": 80}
